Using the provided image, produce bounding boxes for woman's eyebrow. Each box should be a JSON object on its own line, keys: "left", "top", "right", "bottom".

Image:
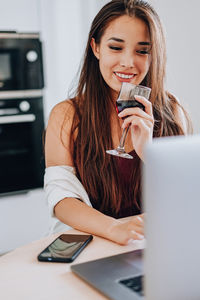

{"left": 107, "top": 38, "right": 151, "bottom": 45}
{"left": 138, "top": 41, "right": 151, "bottom": 45}
{"left": 107, "top": 37, "right": 124, "bottom": 42}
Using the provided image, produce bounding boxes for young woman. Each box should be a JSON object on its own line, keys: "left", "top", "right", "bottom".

{"left": 44, "top": 0, "right": 192, "bottom": 245}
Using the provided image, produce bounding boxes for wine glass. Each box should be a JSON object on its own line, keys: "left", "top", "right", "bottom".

{"left": 106, "top": 82, "right": 151, "bottom": 159}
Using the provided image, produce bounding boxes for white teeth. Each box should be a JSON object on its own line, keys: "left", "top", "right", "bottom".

{"left": 115, "top": 72, "right": 134, "bottom": 79}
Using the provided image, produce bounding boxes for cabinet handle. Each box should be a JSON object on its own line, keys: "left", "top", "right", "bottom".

{"left": 0, "top": 114, "right": 36, "bottom": 124}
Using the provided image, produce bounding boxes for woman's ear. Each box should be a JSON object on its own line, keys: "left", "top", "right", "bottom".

{"left": 90, "top": 38, "right": 100, "bottom": 60}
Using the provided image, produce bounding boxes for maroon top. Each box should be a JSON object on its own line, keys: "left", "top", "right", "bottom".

{"left": 114, "top": 150, "right": 141, "bottom": 218}
{"left": 91, "top": 150, "right": 141, "bottom": 219}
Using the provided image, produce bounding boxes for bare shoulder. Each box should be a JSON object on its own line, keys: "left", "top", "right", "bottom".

{"left": 45, "top": 99, "right": 76, "bottom": 167}
{"left": 48, "top": 99, "right": 75, "bottom": 132}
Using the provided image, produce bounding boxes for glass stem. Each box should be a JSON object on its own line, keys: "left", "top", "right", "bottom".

{"left": 118, "top": 126, "right": 130, "bottom": 150}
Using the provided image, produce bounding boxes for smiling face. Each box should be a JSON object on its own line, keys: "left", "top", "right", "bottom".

{"left": 91, "top": 15, "right": 151, "bottom": 99}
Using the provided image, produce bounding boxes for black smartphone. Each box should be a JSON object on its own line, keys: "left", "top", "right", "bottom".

{"left": 37, "top": 234, "right": 93, "bottom": 263}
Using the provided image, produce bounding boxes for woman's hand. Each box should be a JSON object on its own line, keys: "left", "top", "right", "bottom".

{"left": 106, "top": 214, "right": 144, "bottom": 245}
{"left": 118, "top": 95, "right": 154, "bottom": 161}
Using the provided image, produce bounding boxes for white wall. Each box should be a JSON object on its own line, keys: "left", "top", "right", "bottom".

{"left": 39, "top": 0, "right": 108, "bottom": 121}
{"left": 150, "top": 0, "right": 200, "bottom": 133}
{"left": 0, "top": 0, "right": 40, "bottom": 31}
{"left": 0, "top": 189, "right": 49, "bottom": 254}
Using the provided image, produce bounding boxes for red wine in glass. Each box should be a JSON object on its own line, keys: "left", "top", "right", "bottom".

{"left": 106, "top": 82, "right": 151, "bottom": 159}
{"left": 116, "top": 99, "right": 145, "bottom": 113}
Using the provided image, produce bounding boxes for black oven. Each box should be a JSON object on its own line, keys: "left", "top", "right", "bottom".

{"left": 0, "top": 32, "right": 45, "bottom": 195}
{"left": 0, "top": 32, "right": 44, "bottom": 91}
{"left": 0, "top": 93, "right": 45, "bottom": 194}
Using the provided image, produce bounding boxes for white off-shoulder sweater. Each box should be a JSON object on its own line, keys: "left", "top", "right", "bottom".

{"left": 44, "top": 165, "right": 92, "bottom": 234}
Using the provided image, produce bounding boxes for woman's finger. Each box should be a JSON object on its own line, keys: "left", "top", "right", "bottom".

{"left": 130, "top": 225, "right": 144, "bottom": 235}
{"left": 122, "top": 115, "right": 154, "bottom": 130}
{"left": 129, "top": 230, "right": 144, "bottom": 241}
{"left": 128, "top": 217, "right": 144, "bottom": 235}
{"left": 129, "top": 215, "right": 144, "bottom": 225}
{"left": 118, "top": 106, "right": 154, "bottom": 123}
{"left": 134, "top": 95, "right": 153, "bottom": 116}
{"left": 136, "top": 215, "right": 144, "bottom": 224}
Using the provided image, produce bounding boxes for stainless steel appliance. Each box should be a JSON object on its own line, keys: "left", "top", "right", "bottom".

{"left": 0, "top": 31, "right": 44, "bottom": 91}
{"left": 0, "top": 32, "right": 45, "bottom": 195}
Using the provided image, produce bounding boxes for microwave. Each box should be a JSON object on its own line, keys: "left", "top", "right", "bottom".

{"left": 0, "top": 31, "right": 44, "bottom": 91}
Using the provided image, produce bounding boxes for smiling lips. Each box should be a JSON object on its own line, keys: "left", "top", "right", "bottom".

{"left": 114, "top": 71, "right": 136, "bottom": 82}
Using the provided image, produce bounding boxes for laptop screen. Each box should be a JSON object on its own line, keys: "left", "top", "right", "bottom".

{"left": 143, "top": 134, "right": 200, "bottom": 299}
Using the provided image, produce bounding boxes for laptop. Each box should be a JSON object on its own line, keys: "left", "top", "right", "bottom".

{"left": 71, "top": 134, "right": 200, "bottom": 300}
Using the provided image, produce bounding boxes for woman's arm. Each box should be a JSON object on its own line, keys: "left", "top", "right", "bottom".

{"left": 45, "top": 100, "right": 144, "bottom": 245}
{"left": 55, "top": 197, "right": 144, "bottom": 245}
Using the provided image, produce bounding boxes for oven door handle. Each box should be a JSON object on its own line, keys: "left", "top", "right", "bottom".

{"left": 0, "top": 114, "right": 36, "bottom": 124}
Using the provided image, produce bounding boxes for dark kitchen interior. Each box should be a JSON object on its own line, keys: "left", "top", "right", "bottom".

{"left": 0, "top": 32, "right": 45, "bottom": 196}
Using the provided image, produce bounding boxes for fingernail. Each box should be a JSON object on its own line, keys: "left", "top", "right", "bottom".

{"left": 137, "top": 216, "right": 143, "bottom": 222}
{"left": 137, "top": 234, "right": 144, "bottom": 240}
{"left": 127, "top": 238, "right": 134, "bottom": 244}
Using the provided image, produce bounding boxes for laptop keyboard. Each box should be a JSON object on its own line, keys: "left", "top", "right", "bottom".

{"left": 119, "top": 275, "right": 144, "bottom": 296}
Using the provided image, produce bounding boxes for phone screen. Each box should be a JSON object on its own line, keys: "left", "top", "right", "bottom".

{"left": 38, "top": 234, "right": 93, "bottom": 263}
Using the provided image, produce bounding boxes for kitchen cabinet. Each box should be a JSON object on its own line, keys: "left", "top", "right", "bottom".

{"left": 0, "top": 189, "right": 49, "bottom": 254}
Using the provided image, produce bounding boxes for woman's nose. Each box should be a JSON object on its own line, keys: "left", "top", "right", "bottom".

{"left": 120, "top": 52, "right": 135, "bottom": 68}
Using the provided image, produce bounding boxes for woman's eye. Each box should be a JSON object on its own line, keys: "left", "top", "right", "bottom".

{"left": 109, "top": 46, "right": 122, "bottom": 51}
{"left": 137, "top": 50, "right": 150, "bottom": 55}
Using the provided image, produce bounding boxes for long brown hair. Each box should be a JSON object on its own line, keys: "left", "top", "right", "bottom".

{"left": 65, "top": 0, "right": 192, "bottom": 215}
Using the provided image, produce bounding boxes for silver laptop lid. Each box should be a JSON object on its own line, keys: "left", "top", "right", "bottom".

{"left": 143, "top": 134, "right": 200, "bottom": 300}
